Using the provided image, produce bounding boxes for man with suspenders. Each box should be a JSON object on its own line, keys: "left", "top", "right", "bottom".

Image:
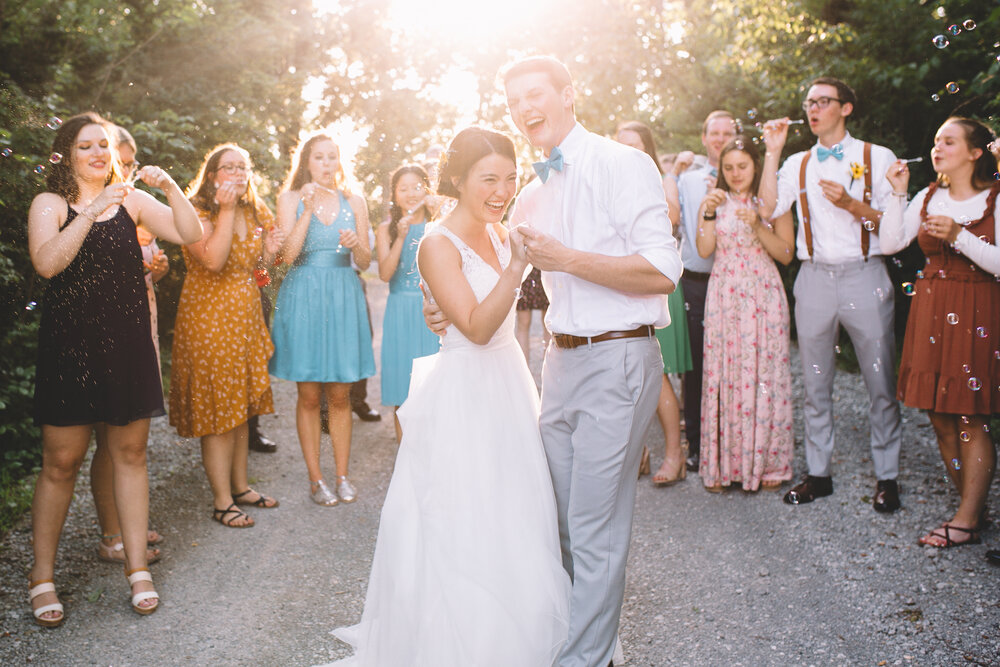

{"left": 760, "top": 77, "right": 903, "bottom": 513}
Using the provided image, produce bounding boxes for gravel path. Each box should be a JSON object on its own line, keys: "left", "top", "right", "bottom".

{"left": 1, "top": 278, "right": 997, "bottom": 666}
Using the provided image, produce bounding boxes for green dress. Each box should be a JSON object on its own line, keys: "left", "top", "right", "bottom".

{"left": 655, "top": 282, "right": 693, "bottom": 374}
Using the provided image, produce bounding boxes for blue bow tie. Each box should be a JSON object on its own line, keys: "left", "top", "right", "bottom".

{"left": 709, "top": 168, "right": 718, "bottom": 178}
{"left": 817, "top": 143, "right": 845, "bottom": 162}
{"left": 532, "top": 146, "right": 564, "bottom": 183}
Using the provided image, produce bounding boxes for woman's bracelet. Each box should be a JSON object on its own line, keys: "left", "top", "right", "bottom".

{"left": 891, "top": 191, "right": 908, "bottom": 198}
{"left": 702, "top": 211, "right": 717, "bottom": 220}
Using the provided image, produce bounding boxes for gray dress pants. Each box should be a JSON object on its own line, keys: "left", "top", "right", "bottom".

{"left": 539, "top": 335, "right": 663, "bottom": 667}
{"left": 793, "top": 259, "right": 901, "bottom": 480}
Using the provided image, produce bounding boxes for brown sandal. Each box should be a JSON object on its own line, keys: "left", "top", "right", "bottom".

{"left": 918, "top": 523, "right": 981, "bottom": 548}
{"left": 212, "top": 503, "right": 254, "bottom": 528}
{"left": 232, "top": 488, "right": 279, "bottom": 509}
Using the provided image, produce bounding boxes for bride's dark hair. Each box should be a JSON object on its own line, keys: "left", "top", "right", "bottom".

{"left": 436, "top": 127, "right": 516, "bottom": 199}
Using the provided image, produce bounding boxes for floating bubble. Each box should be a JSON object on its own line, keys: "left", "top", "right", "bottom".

{"left": 747, "top": 108, "right": 758, "bottom": 120}
{"left": 962, "top": 19, "right": 976, "bottom": 30}
{"left": 834, "top": 345, "right": 841, "bottom": 354}
{"left": 932, "top": 34, "right": 949, "bottom": 49}
{"left": 48, "top": 152, "right": 62, "bottom": 164}
{"left": 874, "top": 287, "right": 885, "bottom": 300}
{"left": 892, "top": 258, "right": 902, "bottom": 268}
{"left": 929, "top": 336, "right": 936, "bottom": 344}
{"left": 863, "top": 219, "right": 875, "bottom": 231}
{"left": 873, "top": 359, "right": 882, "bottom": 373}
{"left": 0, "top": 148, "right": 11, "bottom": 158}
{"left": 33, "top": 165, "right": 45, "bottom": 175}
{"left": 812, "top": 364, "right": 821, "bottom": 374}
{"left": 961, "top": 415, "right": 970, "bottom": 425}
{"left": 24, "top": 301, "right": 37, "bottom": 311}
{"left": 902, "top": 282, "right": 915, "bottom": 295}
{"left": 916, "top": 270, "right": 925, "bottom": 279}
{"left": 995, "top": 350, "right": 1000, "bottom": 360}
{"left": 994, "top": 172, "right": 1000, "bottom": 181}
{"left": 46, "top": 117, "right": 62, "bottom": 130}
{"left": 968, "top": 377, "right": 982, "bottom": 391}
{"left": 976, "top": 326, "right": 988, "bottom": 338}
{"left": 946, "top": 312, "right": 959, "bottom": 325}
{"left": 683, "top": 302, "right": 690, "bottom": 311}
{"left": 931, "top": 94, "right": 940, "bottom": 102}
{"left": 948, "top": 24, "right": 962, "bottom": 36}
{"left": 946, "top": 82, "right": 960, "bottom": 94}
{"left": 952, "top": 457, "right": 962, "bottom": 470}
{"left": 959, "top": 431, "right": 971, "bottom": 442}
{"left": 253, "top": 226, "right": 263, "bottom": 239}
{"left": 963, "top": 363, "right": 971, "bottom": 373}
{"left": 758, "top": 382, "right": 768, "bottom": 395}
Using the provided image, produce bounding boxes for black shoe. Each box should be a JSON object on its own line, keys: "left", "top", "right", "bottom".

{"left": 986, "top": 550, "right": 1000, "bottom": 566}
{"left": 872, "top": 479, "right": 900, "bottom": 513}
{"left": 783, "top": 475, "right": 833, "bottom": 505}
{"left": 685, "top": 455, "right": 700, "bottom": 472}
{"left": 353, "top": 404, "right": 382, "bottom": 422}
{"left": 249, "top": 432, "right": 277, "bottom": 453}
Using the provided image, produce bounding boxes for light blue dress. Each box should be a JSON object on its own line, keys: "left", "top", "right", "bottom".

{"left": 269, "top": 192, "right": 375, "bottom": 383}
{"left": 381, "top": 221, "right": 440, "bottom": 406}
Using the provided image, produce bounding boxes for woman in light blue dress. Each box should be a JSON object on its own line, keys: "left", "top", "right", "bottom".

{"left": 270, "top": 134, "right": 375, "bottom": 506}
{"left": 376, "top": 164, "right": 441, "bottom": 442}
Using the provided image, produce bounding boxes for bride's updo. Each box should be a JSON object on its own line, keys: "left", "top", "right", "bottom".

{"left": 436, "top": 126, "right": 516, "bottom": 199}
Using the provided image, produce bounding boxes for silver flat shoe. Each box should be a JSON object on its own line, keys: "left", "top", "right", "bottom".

{"left": 310, "top": 479, "right": 339, "bottom": 506}
{"left": 336, "top": 476, "right": 357, "bottom": 503}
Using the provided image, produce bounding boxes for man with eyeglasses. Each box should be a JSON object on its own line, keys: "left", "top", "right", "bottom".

{"left": 758, "top": 77, "right": 902, "bottom": 514}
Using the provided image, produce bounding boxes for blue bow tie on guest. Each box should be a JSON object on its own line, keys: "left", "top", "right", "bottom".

{"left": 817, "top": 143, "right": 845, "bottom": 162}
{"left": 709, "top": 168, "right": 718, "bottom": 178}
{"left": 532, "top": 146, "right": 564, "bottom": 184}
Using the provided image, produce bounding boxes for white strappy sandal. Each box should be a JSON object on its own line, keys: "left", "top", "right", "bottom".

{"left": 29, "top": 579, "right": 64, "bottom": 627}
{"left": 125, "top": 567, "right": 159, "bottom": 615}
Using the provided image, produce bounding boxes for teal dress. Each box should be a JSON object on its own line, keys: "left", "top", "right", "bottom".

{"left": 269, "top": 192, "right": 375, "bottom": 382}
{"left": 381, "top": 221, "right": 440, "bottom": 406}
{"left": 656, "top": 283, "right": 693, "bottom": 374}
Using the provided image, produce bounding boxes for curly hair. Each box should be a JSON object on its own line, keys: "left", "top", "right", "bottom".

{"left": 45, "top": 112, "right": 123, "bottom": 203}
{"left": 186, "top": 143, "right": 263, "bottom": 227}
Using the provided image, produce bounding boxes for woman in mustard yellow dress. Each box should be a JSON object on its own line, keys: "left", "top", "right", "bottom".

{"left": 169, "top": 143, "right": 285, "bottom": 527}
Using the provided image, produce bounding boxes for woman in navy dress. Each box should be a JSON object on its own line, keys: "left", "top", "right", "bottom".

{"left": 270, "top": 134, "right": 375, "bottom": 506}
{"left": 376, "top": 164, "right": 440, "bottom": 442}
{"left": 27, "top": 112, "right": 201, "bottom": 625}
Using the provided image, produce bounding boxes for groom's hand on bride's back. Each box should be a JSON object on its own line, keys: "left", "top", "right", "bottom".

{"left": 421, "top": 282, "right": 450, "bottom": 335}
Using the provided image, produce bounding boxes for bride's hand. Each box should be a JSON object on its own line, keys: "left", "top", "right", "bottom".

{"left": 421, "top": 282, "right": 450, "bottom": 335}
{"left": 509, "top": 226, "right": 529, "bottom": 270}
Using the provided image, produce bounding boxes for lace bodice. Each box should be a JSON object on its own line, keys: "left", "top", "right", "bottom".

{"left": 425, "top": 224, "right": 516, "bottom": 352}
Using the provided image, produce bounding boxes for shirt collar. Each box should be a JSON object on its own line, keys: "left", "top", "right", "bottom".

{"left": 553, "top": 122, "right": 587, "bottom": 161}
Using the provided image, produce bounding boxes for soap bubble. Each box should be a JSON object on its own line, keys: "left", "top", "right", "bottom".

{"left": 0, "top": 148, "right": 11, "bottom": 158}
{"left": 834, "top": 345, "right": 841, "bottom": 354}
{"left": 959, "top": 431, "right": 971, "bottom": 442}
{"left": 932, "top": 35, "right": 949, "bottom": 49}
{"left": 931, "top": 94, "right": 940, "bottom": 102}
{"left": 46, "top": 117, "right": 62, "bottom": 130}
{"left": 948, "top": 24, "right": 962, "bottom": 36}
{"left": 902, "top": 282, "right": 915, "bottom": 295}
{"left": 929, "top": 336, "right": 936, "bottom": 344}
{"left": 946, "top": 82, "right": 960, "bottom": 94}
{"left": 976, "top": 326, "right": 988, "bottom": 338}
{"left": 863, "top": 219, "right": 875, "bottom": 231}
{"left": 49, "top": 152, "right": 62, "bottom": 164}
{"left": 747, "top": 108, "right": 758, "bottom": 120}
{"left": 33, "top": 165, "right": 45, "bottom": 175}
{"left": 24, "top": 301, "right": 37, "bottom": 311}
{"left": 252, "top": 226, "right": 263, "bottom": 239}
{"left": 916, "top": 270, "right": 925, "bottom": 279}
{"left": 812, "top": 364, "right": 821, "bottom": 374}
{"left": 951, "top": 458, "right": 962, "bottom": 470}
{"left": 946, "top": 312, "right": 959, "bottom": 325}
{"left": 968, "top": 377, "right": 982, "bottom": 391}
{"left": 962, "top": 363, "right": 971, "bottom": 373}
{"left": 962, "top": 19, "right": 976, "bottom": 30}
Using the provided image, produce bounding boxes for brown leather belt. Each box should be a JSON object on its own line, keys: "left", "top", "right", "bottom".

{"left": 551, "top": 325, "right": 654, "bottom": 350}
{"left": 682, "top": 270, "right": 711, "bottom": 282}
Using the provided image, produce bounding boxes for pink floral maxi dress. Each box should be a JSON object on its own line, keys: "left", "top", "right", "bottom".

{"left": 699, "top": 197, "right": 793, "bottom": 490}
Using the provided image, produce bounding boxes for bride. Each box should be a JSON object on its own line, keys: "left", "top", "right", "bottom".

{"left": 325, "top": 126, "right": 570, "bottom": 666}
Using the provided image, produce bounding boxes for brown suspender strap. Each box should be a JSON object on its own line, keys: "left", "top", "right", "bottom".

{"left": 799, "top": 152, "right": 813, "bottom": 258}
{"left": 861, "top": 141, "right": 872, "bottom": 258}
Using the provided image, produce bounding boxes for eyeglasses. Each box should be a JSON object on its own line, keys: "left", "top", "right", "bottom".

{"left": 217, "top": 164, "right": 249, "bottom": 174}
{"left": 801, "top": 97, "right": 843, "bottom": 112}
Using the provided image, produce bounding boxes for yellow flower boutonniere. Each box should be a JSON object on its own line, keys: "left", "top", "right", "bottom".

{"left": 849, "top": 161, "right": 867, "bottom": 188}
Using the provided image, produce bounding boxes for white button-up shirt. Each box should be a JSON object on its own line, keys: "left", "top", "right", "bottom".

{"left": 510, "top": 123, "right": 682, "bottom": 337}
{"left": 774, "top": 132, "right": 897, "bottom": 263}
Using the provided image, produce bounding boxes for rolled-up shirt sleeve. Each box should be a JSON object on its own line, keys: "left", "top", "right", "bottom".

{"left": 613, "top": 150, "right": 683, "bottom": 285}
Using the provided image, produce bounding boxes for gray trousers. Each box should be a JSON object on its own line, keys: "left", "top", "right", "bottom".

{"left": 793, "top": 259, "right": 901, "bottom": 480}
{"left": 539, "top": 335, "right": 663, "bottom": 667}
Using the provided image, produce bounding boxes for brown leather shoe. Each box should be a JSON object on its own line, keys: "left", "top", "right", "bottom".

{"left": 783, "top": 475, "right": 833, "bottom": 505}
{"left": 872, "top": 479, "right": 900, "bottom": 513}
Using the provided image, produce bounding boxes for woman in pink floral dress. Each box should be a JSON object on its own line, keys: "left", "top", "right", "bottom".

{"left": 695, "top": 137, "right": 795, "bottom": 492}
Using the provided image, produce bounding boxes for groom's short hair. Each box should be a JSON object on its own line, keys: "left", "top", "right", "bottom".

{"left": 498, "top": 55, "right": 573, "bottom": 92}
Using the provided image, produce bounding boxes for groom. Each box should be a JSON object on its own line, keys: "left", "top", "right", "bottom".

{"left": 502, "top": 56, "right": 680, "bottom": 667}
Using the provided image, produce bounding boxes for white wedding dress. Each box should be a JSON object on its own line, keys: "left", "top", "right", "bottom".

{"left": 323, "top": 225, "right": 570, "bottom": 667}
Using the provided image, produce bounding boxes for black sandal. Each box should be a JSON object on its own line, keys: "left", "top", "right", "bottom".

{"left": 232, "top": 488, "right": 279, "bottom": 509}
{"left": 212, "top": 503, "right": 254, "bottom": 528}
{"left": 918, "top": 523, "right": 981, "bottom": 548}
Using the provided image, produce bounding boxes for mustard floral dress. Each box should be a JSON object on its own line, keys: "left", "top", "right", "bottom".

{"left": 169, "top": 205, "right": 275, "bottom": 437}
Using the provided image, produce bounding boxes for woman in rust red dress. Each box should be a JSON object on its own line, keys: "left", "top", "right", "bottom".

{"left": 881, "top": 117, "right": 1000, "bottom": 548}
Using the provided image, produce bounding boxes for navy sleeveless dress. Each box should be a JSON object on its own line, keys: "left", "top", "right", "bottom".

{"left": 33, "top": 203, "right": 164, "bottom": 426}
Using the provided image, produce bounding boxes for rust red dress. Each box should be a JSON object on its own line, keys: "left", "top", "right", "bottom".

{"left": 896, "top": 183, "right": 1000, "bottom": 416}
